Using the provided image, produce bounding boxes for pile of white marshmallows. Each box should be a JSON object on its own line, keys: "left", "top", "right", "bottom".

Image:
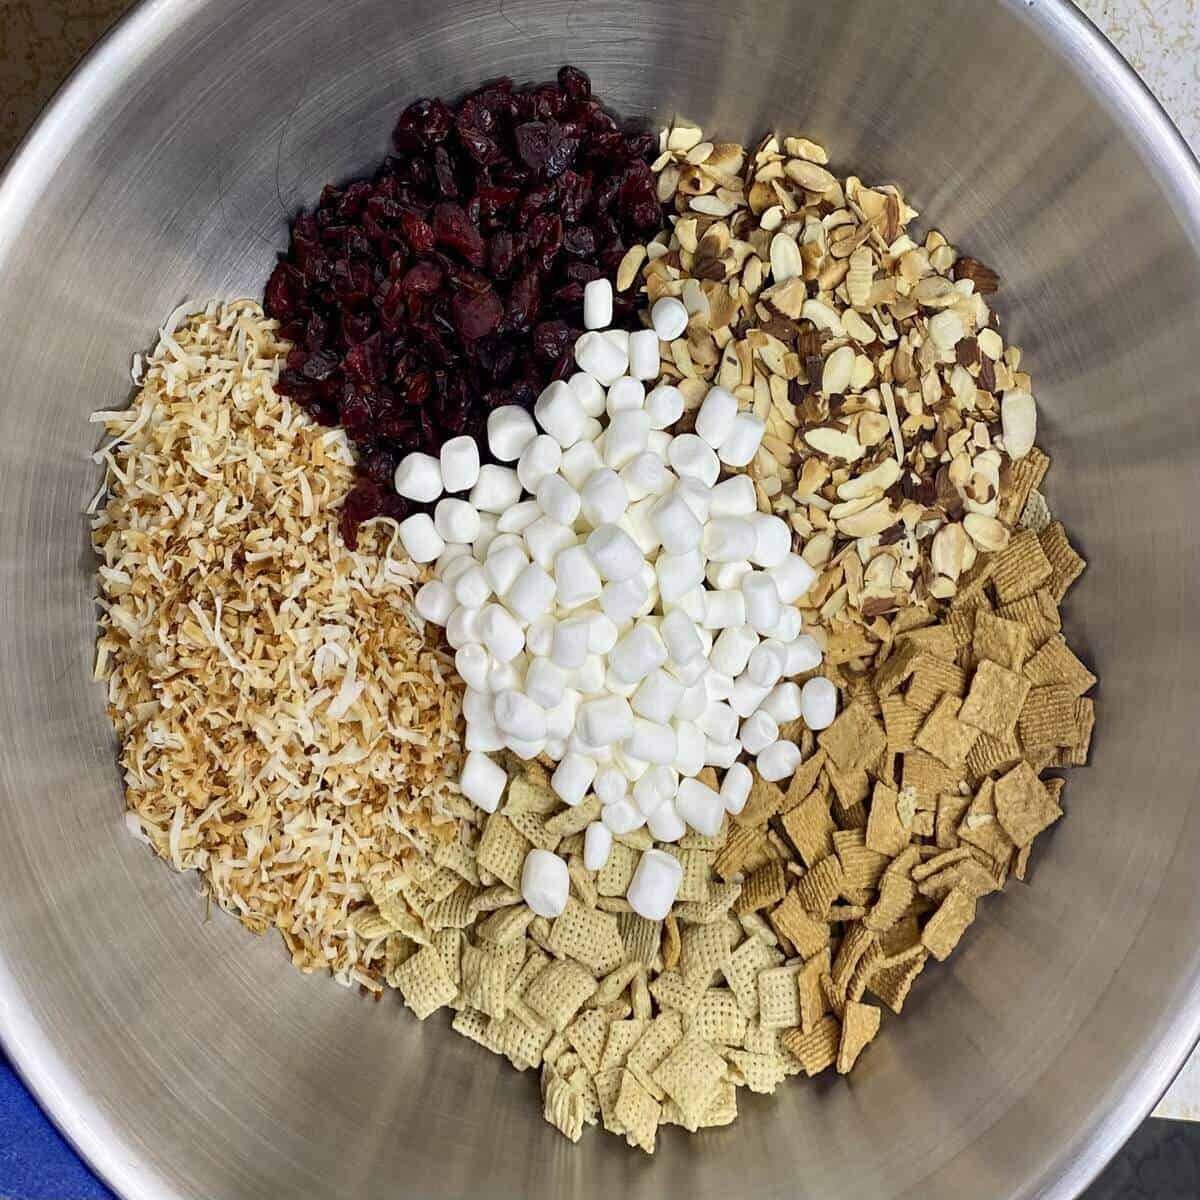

{"left": 396, "top": 279, "right": 836, "bottom": 924}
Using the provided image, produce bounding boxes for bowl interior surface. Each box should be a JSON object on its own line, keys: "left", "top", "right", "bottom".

{"left": 1, "top": 2, "right": 1199, "bottom": 1198}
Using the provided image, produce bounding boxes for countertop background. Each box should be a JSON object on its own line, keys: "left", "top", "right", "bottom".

{"left": 1, "top": 0, "right": 1199, "bottom": 1197}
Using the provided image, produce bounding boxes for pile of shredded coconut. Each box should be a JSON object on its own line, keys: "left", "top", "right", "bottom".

{"left": 91, "top": 299, "right": 466, "bottom": 986}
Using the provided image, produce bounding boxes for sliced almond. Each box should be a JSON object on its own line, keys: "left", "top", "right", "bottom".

{"left": 805, "top": 427, "right": 866, "bottom": 461}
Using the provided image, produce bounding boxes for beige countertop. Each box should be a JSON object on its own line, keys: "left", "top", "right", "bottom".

{"left": 1, "top": 0, "right": 1198, "bottom": 1124}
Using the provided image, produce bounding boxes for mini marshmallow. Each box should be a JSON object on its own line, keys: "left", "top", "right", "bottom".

{"left": 505, "top": 562, "right": 556, "bottom": 623}
{"left": 595, "top": 765, "right": 628, "bottom": 807}
{"left": 673, "top": 586, "right": 707, "bottom": 623}
{"left": 434, "top": 498, "right": 481, "bottom": 545}
{"left": 801, "top": 676, "right": 838, "bottom": 731}
{"left": 694, "top": 386, "right": 739, "bottom": 448}
{"left": 762, "top": 681, "right": 804, "bottom": 724}
{"left": 646, "top": 798, "right": 687, "bottom": 843}
{"left": 632, "top": 669, "right": 684, "bottom": 724}
{"left": 771, "top": 553, "right": 819, "bottom": 603}
{"left": 621, "top": 495, "right": 662, "bottom": 557}
{"left": 627, "top": 848, "right": 684, "bottom": 919}
{"left": 487, "top": 405, "right": 537, "bottom": 461}
{"left": 647, "top": 430, "right": 673, "bottom": 457}
{"left": 749, "top": 512, "right": 792, "bottom": 568}
{"left": 583, "top": 613, "right": 617, "bottom": 656}
{"left": 718, "top": 412, "right": 766, "bottom": 467}
{"left": 479, "top": 604, "right": 525, "bottom": 663}
{"left": 729, "top": 677, "right": 770, "bottom": 718}
{"left": 445, "top": 605, "right": 482, "bottom": 649}
{"left": 470, "top": 464, "right": 522, "bottom": 513}
{"left": 705, "top": 738, "right": 741, "bottom": 768}
{"left": 460, "top": 751, "right": 507, "bottom": 813}
{"left": 721, "top": 762, "right": 753, "bottom": 815}
{"left": 704, "top": 516, "right": 756, "bottom": 563}
{"left": 415, "top": 580, "right": 455, "bottom": 625}
{"left": 707, "top": 559, "right": 753, "bottom": 591}
{"left": 584, "top": 821, "right": 613, "bottom": 871}
{"left": 545, "top": 689, "right": 581, "bottom": 741}
{"left": 493, "top": 690, "right": 547, "bottom": 741}
{"left": 583, "top": 277, "right": 614, "bottom": 330}
{"left": 702, "top": 589, "right": 747, "bottom": 630}
{"left": 699, "top": 700, "right": 739, "bottom": 743}
{"left": 552, "top": 753, "right": 597, "bottom": 808}
{"left": 609, "top": 622, "right": 667, "bottom": 684}
{"left": 672, "top": 720, "right": 706, "bottom": 777}
{"left": 606, "top": 376, "right": 645, "bottom": 416}
{"left": 436, "top": 544, "right": 473, "bottom": 579}
{"left": 534, "top": 380, "right": 590, "bottom": 449}
{"left": 661, "top": 608, "right": 704, "bottom": 666}
{"left": 394, "top": 452, "right": 444, "bottom": 502}
{"left": 625, "top": 718, "right": 677, "bottom": 765}
{"left": 587, "top": 523, "right": 643, "bottom": 582}
{"left": 456, "top": 645, "right": 492, "bottom": 693}
{"left": 496, "top": 501, "right": 541, "bottom": 535}
{"left": 568, "top": 371, "right": 607, "bottom": 418}
{"left": 628, "top": 328, "right": 661, "bottom": 380}
{"left": 756, "top": 739, "right": 804, "bottom": 782}
{"left": 645, "top": 384, "right": 685, "bottom": 429}
{"left": 705, "top": 670, "right": 736, "bottom": 701}
{"left": 466, "top": 719, "right": 505, "bottom": 752}
{"left": 742, "top": 572, "right": 782, "bottom": 633}
{"left": 471, "top": 512, "right": 499, "bottom": 558}
{"left": 524, "top": 516, "right": 576, "bottom": 570}
{"left": 770, "top": 605, "right": 805, "bottom": 643}
{"left": 462, "top": 688, "right": 494, "bottom": 726}
{"left": 668, "top": 652, "right": 710, "bottom": 688}
{"left": 632, "top": 771, "right": 667, "bottom": 817}
{"left": 487, "top": 656, "right": 524, "bottom": 694}
{"left": 675, "top": 777, "right": 725, "bottom": 836}
{"left": 674, "top": 476, "right": 713, "bottom": 524}
{"left": 650, "top": 491, "right": 702, "bottom": 555}
{"left": 656, "top": 550, "right": 705, "bottom": 604}
{"left": 440, "top": 436, "right": 481, "bottom": 493}
{"left": 601, "top": 574, "right": 649, "bottom": 624}
{"left": 525, "top": 614, "right": 557, "bottom": 658}
{"left": 604, "top": 329, "right": 630, "bottom": 354}
{"left": 517, "top": 435, "right": 563, "bottom": 493}
{"left": 787, "top": 634, "right": 823, "bottom": 675}
{"left": 602, "top": 797, "right": 645, "bottom": 835}
{"left": 740, "top": 709, "right": 780, "bottom": 755}
{"left": 521, "top": 848, "right": 569, "bottom": 918}
{"left": 676, "top": 681, "right": 709, "bottom": 722}
{"left": 603, "top": 409, "right": 651, "bottom": 469}
{"left": 620, "top": 451, "right": 673, "bottom": 502}
{"left": 525, "top": 656, "right": 568, "bottom": 708}
{"left": 580, "top": 468, "right": 629, "bottom": 527}
{"left": 560, "top": 439, "right": 604, "bottom": 490}
{"left": 747, "top": 639, "right": 789, "bottom": 689}
{"left": 574, "top": 331, "right": 628, "bottom": 386}
{"left": 484, "top": 543, "right": 528, "bottom": 597}
{"left": 574, "top": 653, "right": 606, "bottom": 695}
{"left": 551, "top": 546, "right": 600, "bottom": 611}
{"left": 506, "top": 735, "right": 547, "bottom": 760}
{"left": 579, "top": 695, "right": 635, "bottom": 747}
{"left": 651, "top": 296, "right": 689, "bottom": 341}
{"left": 398, "top": 513, "right": 445, "bottom": 564}
{"left": 551, "top": 617, "right": 592, "bottom": 670}
{"left": 710, "top": 474, "right": 758, "bottom": 518}
{"left": 668, "top": 434, "right": 720, "bottom": 487}
{"left": 710, "top": 625, "right": 759, "bottom": 678}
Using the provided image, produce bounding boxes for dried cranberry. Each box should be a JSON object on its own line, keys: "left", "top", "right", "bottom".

{"left": 452, "top": 288, "right": 504, "bottom": 340}
{"left": 392, "top": 97, "right": 453, "bottom": 153}
{"left": 531, "top": 319, "right": 573, "bottom": 361}
{"left": 432, "top": 202, "right": 485, "bottom": 265}
{"left": 515, "top": 121, "right": 557, "bottom": 172}
{"left": 562, "top": 225, "right": 596, "bottom": 258}
{"left": 557, "top": 65, "right": 591, "bottom": 101}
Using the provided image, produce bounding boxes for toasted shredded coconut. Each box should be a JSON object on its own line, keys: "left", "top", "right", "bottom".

{"left": 92, "top": 299, "right": 464, "bottom": 980}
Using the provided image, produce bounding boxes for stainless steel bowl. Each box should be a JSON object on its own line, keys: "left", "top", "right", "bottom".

{"left": 1, "top": 2, "right": 1199, "bottom": 1197}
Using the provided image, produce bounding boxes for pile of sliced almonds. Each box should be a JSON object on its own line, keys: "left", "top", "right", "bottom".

{"left": 625, "top": 122, "right": 1040, "bottom": 671}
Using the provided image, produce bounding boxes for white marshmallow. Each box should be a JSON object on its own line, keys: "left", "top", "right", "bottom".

{"left": 397, "top": 513, "right": 445, "bottom": 564}
{"left": 487, "top": 405, "right": 537, "bottom": 462}
{"left": 604, "top": 330, "right": 630, "bottom": 354}
{"left": 633, "top": 771, "right": 668, "bottom": 817}
{"left": 583, "top": 278, "right": 614, "bottom": 330}
{"left": 675, "top": 777, "right": 725, "bottom": 836}
{"left": 579, "top": 612, "right": 615, "bottom": 656}
{"left": 609, "top": 622, "right": 667, "bottom": 684}
{"left": 606, "top": 376, "right": 645, "bottom": 416}
{"left": 506, "top": 735, "right": 547, "bottom": 760}
{"left": 560, "top": 439, "right": 604, "bottom": 490}
{"left": 625, "top": 718, "right": 677, "bottom": 765}
{"left": 551, "top": 546, "right": 600, "bottom": 611}
{"left": 661, "top": 608, "right": 704, "bottom": 665}
{"left": 707, "top": 559, "right": 753, "bottom": 591}
{"left": 756, "top": 739, "right": 804, "bottom": 782}
{"left": 394, "top": 452, "right": 444, "bottom": 502}
{"left": 456, "top": 645, "right": 492, "bottom": 693}
{"left": 484, "top": 543, "right": 529, "bottom": 597}
{"left": 721, "top": 762, "right": 753, "bottom": 815}
{"left": 771, "top": 605, "right": 805, "bottom": 643}
{"left": 705, "top": 669, "right": 736, "bottom": 701}
{"left": 440, "top": 436, "right": 481, "bottom": 493}
{"left": 517, "top": 435, "right": 563, "bottom": 492}
{"left": 740, "top": 709, "right": 780, "bottom": 755}
{"left": 729, "top": 676, "right": 770, "bottom": 718}
{"left": 579, "top": 695, "right": 635, "bottom": 747}
{"left": 761, "top": 681, "right": 804, "bottom": 724}
{"left": 627, "top": 848, "right": 684, "bottom": 919}
{"left": 434, "top": 497, "right": 481, "bottom": 544}
{"left": 435, "top": 544, "right": 473, "bottom": 579}
{"left": 801, "top": 676, "right": 838, "bottom": 731}
{"left": 704, "top": 516, "right": 756, "bottom": 563}
{"left": 702, "top": 589, "right": 747, "bottom": 629}
{"left": 574, "top": 331, "right": 627, "bottom": 386}
{"left": 603, "top": 409, "right": 651, "bottom": 469}
{"left": 545, "top": 738, "right": 568, "bottom": 760}
{"left": 695, "top": 386, "right": 739, "bottom": 448}
{"left": 668, "top": 652, "right": 710, "bottom": 688}
{"left": 495, "top": 500, "right": 540, "bottom": 535}
{"left": 673, "top": 586, "right": 707, "bottom": 623}
{"left": 675, "top": 477, "right": 713, "bottom": 525}
{"left": 749, "top": 512, "right": 792, "bottom": 568}
{"left": 621, "top": 496, "right": 662, "bottom": 557}
{"left": 587, "top": 523, "right": 643, "bottom": 582}
{"left": 580, "top": 468, "right": 629, "bottom": 527}
{"left": 668, "top": 434, "right": 720, "bottom": 487}
{"left": 718, "top": 412, "right": 766, "bottom": 467}
{"left": 672, "top": 720, "right": 705, "bottom": 776}
{"left": 465, "top": 719, "right": 505, "bottom": 752}
{"left": 650, "top": 491, "right": 702, "bottom": 555}
{"left": 521, "top": 848, "right": 569, "bottom": 918}
{"left": 627, "top": 328, "right": 661, "bottom": 380}
{"left": 747, "top": 639, "right": 789, "bottom": 689}
{"left": 645, "top": 384, "right": 685, "bottom": 429}
{"left": 445, "top": 605, "right": 482, "bottom": 649}
{"left": 710, "top": 625, "right": 759, "bottom": 678}
{"left": 552, "top": 753, "right": 598, "bottom": 808}
{"left": 415, "top": 580, "right": 455, "bottom": 625}
{"left": 771, "top": 553, "right": 818, "bottom": 603}
{"left": 460, "top": 751, "right": 507, "bottom": 813}
{"left": 710, "top": 474, "right": 758, "bottom": 517}
{"left": 742, "top": 572, "right": 782, "bottom": 633}
{"left": 601, "top": 574, "right": 649, "bottom": 624}
{"left": 487, "top": 656, "right": 524, "bottom": 694}
{"left": 505, "top": 562, "right": 556, "bottom": 623}
{"left": 631, "top": 669, "right": 684, "bottom": 724}
{"left": 656, "top": 550, "right": 705, "bottom": 604}
{"left": 602, "top": 797, "right": 645, "bottom": 834}
{"left": 647, "top": 429, "right": 673, "bottom": 457}
{"left": 786, "top": 634, "right": 823, "bottom": 675}
{"left": 493, "top": 690, "right": 547, "bottom": 741}
{"left": 584, "top": 821, "right": 613, "bottom": 871}
{"left": 525, "top": 656, "right": 568, "bottom": 708}
{"left": 551, "top": 617, "right": 592, "bottom": 670}
{"left": 568, "top": 371, "right": 607, "bottom": 418}
{"left": 646, "top": 798, "right": 687, "bottom": 842}
{"left": 545, "top": 689, "right": 581, "bottom": 741}
{"left": 651, "top": 296, "right": 689, "bottom": 341}
{"left": 472, "top": 512, "right": 500, "bottom": 558}
{"left": 534, "top": 380, "right": 590, "bottom": 448}
{"left": 676, "top": 681, "right": 709, "bottom": 722}
{"left": 574, "top": 653, "right": 606, "bottom": 695}
{"left": 470, "top": 464, "right": 522, "bottom": 513}
{"left": 525, "top": 614, "right": 557, "bottom": 658}
{"left": 704, "top": 738, "right": 741, "bottom": 768}
{"left": 595, "top": 765, "right": 628, "bottom": 807}
{"left": 478, "top": 604, "right": 525, "bottom": 663}
{"left": 620, "top": 451, "right": 673, "bottom": 502}
{"left": 463, "top": 689, "right": 494, "bottom": 726}
{"left": 524, "top": 516, "right": 577, "bottom": 570}
{"left": 699, "top": 700, "right": 738, "bottom": 743}
{"left": 453, "top": 563, "right": 492, "bottom": 609}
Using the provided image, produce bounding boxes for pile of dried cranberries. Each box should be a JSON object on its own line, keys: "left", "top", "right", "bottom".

{"left": 264, "top": 65, "right": 663, "bottom": 544}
